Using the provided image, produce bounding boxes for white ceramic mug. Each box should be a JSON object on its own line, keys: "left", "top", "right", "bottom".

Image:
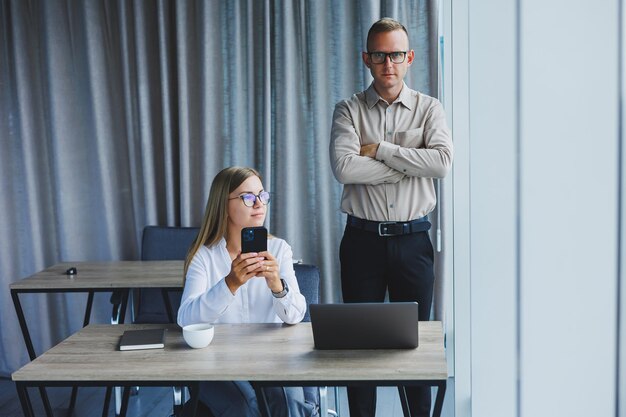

{"left": 182, "top": 323, "right": 214, "bottom": 349}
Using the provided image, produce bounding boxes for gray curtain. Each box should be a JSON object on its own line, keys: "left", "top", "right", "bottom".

{"left": 0, "top": 0, "right": 439, "bottom": 377}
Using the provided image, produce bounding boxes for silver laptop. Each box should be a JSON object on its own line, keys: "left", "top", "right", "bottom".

{"left": 309, "top": 302, "right": 419, "bottom": 349}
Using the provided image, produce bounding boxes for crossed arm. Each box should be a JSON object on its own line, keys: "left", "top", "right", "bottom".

{"left": 329, "top": 100, "right": 453, "bottom": 185}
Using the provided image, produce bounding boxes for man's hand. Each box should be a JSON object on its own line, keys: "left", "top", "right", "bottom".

{"left": 360, "top": 143, "right": 379, "bottom": 158}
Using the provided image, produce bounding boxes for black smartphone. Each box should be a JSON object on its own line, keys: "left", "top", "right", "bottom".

{"left": 241, "top": 226, "right": 268, "bottom": 253}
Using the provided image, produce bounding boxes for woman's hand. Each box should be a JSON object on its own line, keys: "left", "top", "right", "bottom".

{"left": 258, "top": 251, "right": 283, "bottom": 293}
{"left": 224, "top": 252, "right": 265, "bottom": 294}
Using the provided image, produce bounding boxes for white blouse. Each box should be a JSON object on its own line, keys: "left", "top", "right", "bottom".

{"left": 177, "top": 237, "right": 306, "bottom": 326}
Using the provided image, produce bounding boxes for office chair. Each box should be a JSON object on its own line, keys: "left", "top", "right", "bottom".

{"left": 136, "top": 226, "right": 199, "bottom": 322}
{"left": 293, "top": 263, "right": 340, "bottom": 417}
{"left": 108, "top": 226, "right": 199, "bottom": 417}
{"left": 140, "top": 226, "right": 198, "bottom": 417}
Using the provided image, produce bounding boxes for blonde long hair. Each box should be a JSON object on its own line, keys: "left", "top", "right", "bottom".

{"left": 184, "top": 167, "right": 262, "bottom": 276}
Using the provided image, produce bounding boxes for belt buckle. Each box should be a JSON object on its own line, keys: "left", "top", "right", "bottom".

{"left": 378, "top": 221, "right": 397, "bottom": 236}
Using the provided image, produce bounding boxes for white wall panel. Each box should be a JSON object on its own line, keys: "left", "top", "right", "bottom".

{"left": 467, "top": 0, "right": 519, "bottom": 416}
{"left": 620, "top": 3, "right": 626, "bottom": 413}
{"left": 519, "top": 1, "right": 619, "bottom": 416}
{"left": 445, "top": 0, "right": 471, "bottom": 414}
{"left": 450, "top": 1, "right": 621, "bottom": 416}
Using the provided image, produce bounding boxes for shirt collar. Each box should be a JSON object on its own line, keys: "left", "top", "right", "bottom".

{"left": 365, "top": 82, "right": 414, "bottom": 111}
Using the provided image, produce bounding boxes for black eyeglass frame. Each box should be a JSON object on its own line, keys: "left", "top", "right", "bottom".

{"left": 228, "top": 191, "right": 271, "bottom": 207}
{"left": 366, "top": 51, "right": 409, "bottom": 64}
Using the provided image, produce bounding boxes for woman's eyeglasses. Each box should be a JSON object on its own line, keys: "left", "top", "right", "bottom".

{"left": 229, "top": 191, "right": 271, "bottom": 207}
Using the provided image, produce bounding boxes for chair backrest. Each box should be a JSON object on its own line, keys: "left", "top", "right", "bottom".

{"left": 141, "top": 226, "right": 200, "bottom": 261}
{"left": 293, "top": 263, "right": 320, "bottom": 322}
{"left": 135, "top": 226, "right": 200, "bottom": 323}
{"left": 292, "top": 263, "right": 322, "bottom": 408}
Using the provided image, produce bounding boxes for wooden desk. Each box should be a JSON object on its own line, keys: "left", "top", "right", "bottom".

{"left": 10, "top": 261, "right": 184, "bottom": 417}
{"left": 12, "top": 322, "right": 448, "bottom": 417}
{"left": 10, "top": 261, "right": 183, "bottom": 359}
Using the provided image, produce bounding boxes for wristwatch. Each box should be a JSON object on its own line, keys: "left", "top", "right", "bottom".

{"left": 271, "top": 279, "right": 289, "bottom": 298}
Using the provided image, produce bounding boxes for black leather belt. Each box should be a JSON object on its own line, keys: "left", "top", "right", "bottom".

{"left": 347, "top": 215, "right": 431, "bottom": 236}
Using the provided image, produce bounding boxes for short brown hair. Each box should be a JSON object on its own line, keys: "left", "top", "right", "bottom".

{"left": 366, "top": 18, "right": 409, "bottom": 51}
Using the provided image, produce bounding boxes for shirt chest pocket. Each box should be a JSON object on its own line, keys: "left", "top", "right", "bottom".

{"left": 395, "top": 127, "right": 424, "bottom": 148}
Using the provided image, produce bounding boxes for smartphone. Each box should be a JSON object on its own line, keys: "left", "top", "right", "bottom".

{"left": 241, "top": 226, "right": 268, "bottom": 253}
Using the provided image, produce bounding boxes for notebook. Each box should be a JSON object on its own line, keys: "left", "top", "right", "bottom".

{"left": 309, "top": 302, "right": 419, "bottom": 349}
{"left": 119, "top": 328, "right": 166, "bottom": 351}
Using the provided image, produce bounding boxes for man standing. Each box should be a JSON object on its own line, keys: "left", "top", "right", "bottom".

{"left": 329, "top": 18, "right": 453, "bottom": 417}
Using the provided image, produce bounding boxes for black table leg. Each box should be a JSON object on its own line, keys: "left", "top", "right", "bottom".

{"left": 162, "top": 289, "right": 174, "bottom": 323}
{"left": 397, "top": 386, "right": 412, "bottom": 417}
{"left": 66, "top": 291, "right": 95, "bottom": 417}
{"left": 252, "top": 384, "right": 271, "bottom": 417}
{"left": 118, "top": 386, "right": 131, "bottom": 417}
{"left": 432, "top": 381, "right": 447, "bottom": 417}
{"left": 16, "top": 383, "right": 35, "bottom": 417}
{"left": 66, "top": 386, "right": 79, "bottom": 417}
{"left": 83, "top": 291, "right": 94, "bottom": 327}
{"left": 119, "top": 289, "right": 129, "bottom": 324}
{"left": 12, "top": 290, "right": 55, "bottom": 417}
{"left": 187, "top": 383, "right": 199, "bottom": 417}
{"left": 113, "top": 291, "right": 131, "bottom": 416}
{"left": 102, "top": 387, "right": 113, "bottom": 417}
{"left": 11, "top": 290, "right": 36, "bottom": 360}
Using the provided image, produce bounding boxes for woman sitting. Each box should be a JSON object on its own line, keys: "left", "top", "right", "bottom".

{"left": 178, "top": 166, "right": 318, "bottom": 417}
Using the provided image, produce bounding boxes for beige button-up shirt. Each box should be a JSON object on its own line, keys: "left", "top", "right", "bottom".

{"left": 329, "top": 83, "right": 453, "bottom": 222}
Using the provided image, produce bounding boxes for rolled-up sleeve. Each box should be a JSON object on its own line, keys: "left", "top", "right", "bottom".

{"left": 272, "top": 243, "right": 306, "bottom": 324}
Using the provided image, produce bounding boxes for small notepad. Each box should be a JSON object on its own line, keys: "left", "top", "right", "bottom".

{"left": 119, "top": 328, "right": 166, "bottom": 351}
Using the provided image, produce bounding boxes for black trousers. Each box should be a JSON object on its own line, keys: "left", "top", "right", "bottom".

{"left": 340, "top": 224, "right": 435, "bottom": 417}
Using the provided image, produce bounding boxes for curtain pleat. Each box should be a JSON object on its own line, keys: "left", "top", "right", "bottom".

{"left": 0, "top": 0, "right": 439, "bottom": 376}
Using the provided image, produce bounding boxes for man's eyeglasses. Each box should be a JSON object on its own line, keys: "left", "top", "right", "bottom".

{"left": 367, "top": 51, "right": 408, "bottom": 64}
{"left": 229, "top": 191, "right": 271, "bottom": 207}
